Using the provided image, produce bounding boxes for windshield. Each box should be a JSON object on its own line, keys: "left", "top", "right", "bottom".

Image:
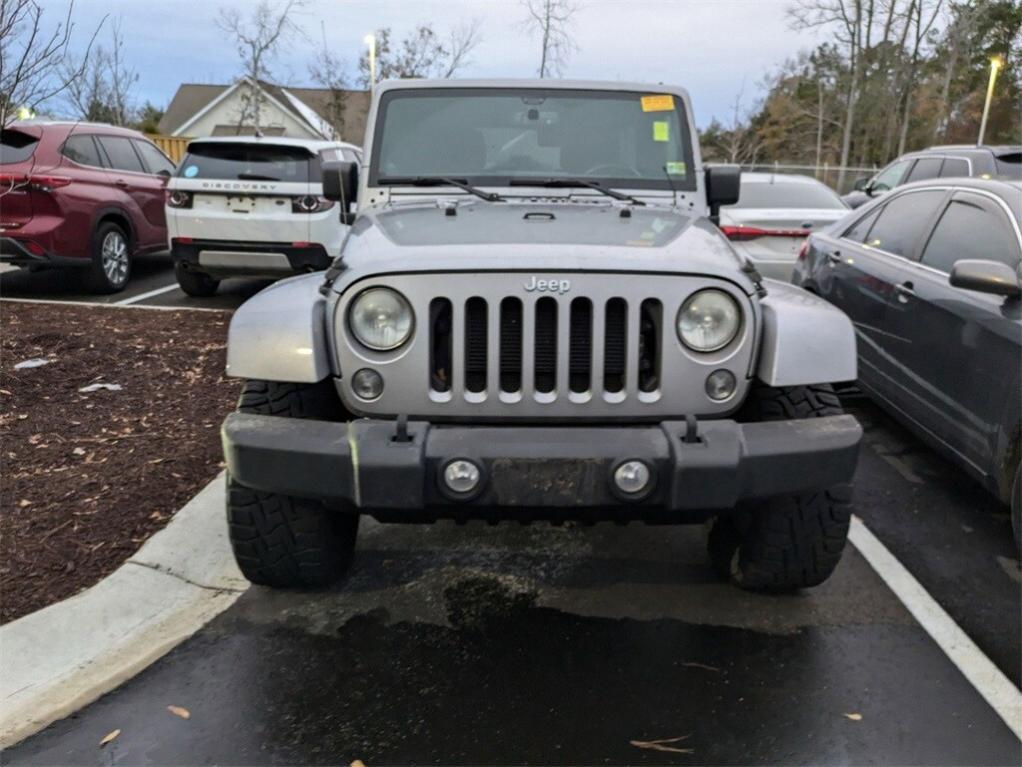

{"left": 179, "top": 142, "right": 319, "bottom": 183}
{"left": 729, "top": 179, "right": 846, "bottom": 209}
{"left": 370, "top": 87, "right": 696, "bottom": 191}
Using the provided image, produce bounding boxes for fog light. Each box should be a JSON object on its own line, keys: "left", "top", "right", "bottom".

{"left": 705, "top": 369, "right": 736, "bottom": 401}
{"left": 443, "top": 459, "right": 481, "bottom": 495}
{"left": 351, "top": 368, "right": 383, "bottom": 400}
{"left": 613, "top": 460, "right": 651, "bottom": 496}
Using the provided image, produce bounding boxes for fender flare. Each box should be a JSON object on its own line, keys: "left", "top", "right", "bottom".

{"left": 756, "top": 280, "right": 857, "bottom": 386}
{"left": 226, "top": 273, "right": 331, "bottom": 383}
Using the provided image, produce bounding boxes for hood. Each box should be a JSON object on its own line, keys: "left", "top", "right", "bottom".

{"left": 331, "top": 199, "right": 756, "bottom": 294}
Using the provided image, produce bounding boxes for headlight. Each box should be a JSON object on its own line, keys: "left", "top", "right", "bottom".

{"left": 677, "top": 289, "right": 741, "bottom": 352}
{"left": 348, "top": 287, "right": 414, "bottom": 351}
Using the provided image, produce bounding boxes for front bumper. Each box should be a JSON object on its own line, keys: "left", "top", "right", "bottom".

{"left": 222, "top": 414, "right": 862, "bottom": 520}
{"left": 172, "top": 239, "right": 331, "bottom": 278}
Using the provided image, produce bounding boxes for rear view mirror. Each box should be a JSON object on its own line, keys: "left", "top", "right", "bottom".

{"left": 705, "top": 165, "right": 741, "bottom": 222}
{"left": 322, "top": 160, "right": 359, "bottom": 224}
{"left": 949, "top": 259, "right": 1021, "bottom": 298}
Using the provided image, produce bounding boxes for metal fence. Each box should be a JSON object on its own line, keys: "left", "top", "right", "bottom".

{"left": 737, "top": 162, "right": 879, "bottom": 194}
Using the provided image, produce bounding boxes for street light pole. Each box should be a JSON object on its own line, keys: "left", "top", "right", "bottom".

{"left": 978, "top": 56, "right": 1003, "bottom": 146}
{"left": 363, "top": 34, "right": 377, "bottom": 96}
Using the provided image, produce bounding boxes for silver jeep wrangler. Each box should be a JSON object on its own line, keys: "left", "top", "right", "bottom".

{"left": 222, "top": 80, "right": 862, "bottom": 592}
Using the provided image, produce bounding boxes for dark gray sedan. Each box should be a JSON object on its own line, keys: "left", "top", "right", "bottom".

{"left": 793, "top": 178, "right": 1022, "bottom": 547}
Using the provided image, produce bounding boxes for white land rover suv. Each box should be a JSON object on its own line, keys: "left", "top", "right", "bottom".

{"left": 165, "top": 136, "right": 361, "bottom": 297}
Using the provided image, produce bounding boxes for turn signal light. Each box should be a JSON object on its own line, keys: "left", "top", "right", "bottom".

{"left": 0, "top": 173, "right": 72, "bottom": 191}
{"left": 720, "top": 225, "right": 809, "bottom": 241}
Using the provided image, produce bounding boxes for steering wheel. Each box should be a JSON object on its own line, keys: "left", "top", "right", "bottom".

{"left": 584, "top": 163, "right": 642, "bottom": 178}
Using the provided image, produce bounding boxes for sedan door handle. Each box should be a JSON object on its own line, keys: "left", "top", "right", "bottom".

{"left": 826, "top": 251, "right": 842, "bottom": 265}
{"left": 114, "top": 179, "right": 129, "bottom": 188}
{"left": 894, "top": 281, "right": 915, "bottom": 303}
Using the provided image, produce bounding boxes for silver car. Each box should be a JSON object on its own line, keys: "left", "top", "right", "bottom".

{"left": 718, "top": 172, "right": 848, "bottom": 281}
{"left": 221, "top": 79, "right": 862, "bottom": 592}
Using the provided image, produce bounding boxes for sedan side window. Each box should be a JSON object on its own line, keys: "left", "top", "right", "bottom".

{"left": 862, "top": 190, "right": 946, "bottom": 259}
{"left": 922, "top": 196, "right": 1021, "bottom": 273}
{"left": 905, "top": 157, "right": 942, "bottom": 183}
{"left": 842, "top": 207, "right": 881, "bottom": 243}
{"left": 871, "top": 159, "right": 912, "bottom": 191}
{"left": 939, "top": 158, "right": 970, "bottom": 178}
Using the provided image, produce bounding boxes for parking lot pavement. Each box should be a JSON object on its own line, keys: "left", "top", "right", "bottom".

{"left": 5, "top": 399, "right": 1020, "bottom": 766}
{"left": 0, "top": 255, "right": 271, "bottom": 311}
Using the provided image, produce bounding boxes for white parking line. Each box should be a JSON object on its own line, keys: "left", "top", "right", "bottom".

{"left": 115, "top": 283, "right": 181, "bottom": 305}
{"left": 849, "top": 516, "right": 1022, "bottom": 740}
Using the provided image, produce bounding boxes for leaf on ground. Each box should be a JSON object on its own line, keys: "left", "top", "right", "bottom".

{"left": 99, "top": 729, "right": 121, "bottom": 746}
{"left": 351, "top": 760, "right": 367, "bottom": 767}
{"left": 681, "top": 661, "right": 720, "bottom": 672}
{"left": 844, "top": 713, "right": 863, "bottom": 721}
{"left": 630, "top": 735, "right": 694, "bottom": 754}
{"left": 167, "top": 705, "right": 190, "bottom": 719}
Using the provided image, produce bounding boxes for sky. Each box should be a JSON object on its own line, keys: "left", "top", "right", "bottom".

{"left": 54, "top": 0, "right": 827, "bottom": 128}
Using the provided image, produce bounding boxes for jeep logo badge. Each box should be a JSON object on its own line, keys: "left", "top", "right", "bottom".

{"left": 524, "top": 276, "right": 571, "bottom": 294}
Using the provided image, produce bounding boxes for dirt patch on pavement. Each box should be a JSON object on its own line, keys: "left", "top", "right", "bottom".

{"left": 1, "top": 302, "right": 241, "bottom": 623}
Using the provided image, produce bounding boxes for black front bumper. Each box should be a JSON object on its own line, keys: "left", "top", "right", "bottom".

{"left": 222, "top": 414, "right": 862, "bottom": 520}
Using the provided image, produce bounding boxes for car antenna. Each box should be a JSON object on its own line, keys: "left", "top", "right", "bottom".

{"left": 663, "top": 165, "right": 678, "bottom": 208}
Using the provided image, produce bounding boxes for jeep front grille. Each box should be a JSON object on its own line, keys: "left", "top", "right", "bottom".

{"left": 334, "top": 273, "right": 757, "bottom": 420}
{"left": 429, "top": 295, "right": 666, "bottom": 400}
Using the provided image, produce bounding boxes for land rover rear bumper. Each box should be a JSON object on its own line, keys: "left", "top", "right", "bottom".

{"left": 172, "top": 239, "right": 331, "bottom": 278}
{"left": 222, "top": 414, "right": 862, "bottom": 520}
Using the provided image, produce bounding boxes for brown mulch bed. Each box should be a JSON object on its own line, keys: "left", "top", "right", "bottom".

{"left": 1, "top": 302, "right": 241, "bottom": 623}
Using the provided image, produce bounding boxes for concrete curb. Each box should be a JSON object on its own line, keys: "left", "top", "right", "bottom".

{"left": 0, "top": 472, "right": 248, "bottom": 748}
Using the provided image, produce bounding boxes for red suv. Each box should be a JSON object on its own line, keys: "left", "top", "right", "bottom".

{"left": 0, "top": 121, "right": 176, "bottom": 293}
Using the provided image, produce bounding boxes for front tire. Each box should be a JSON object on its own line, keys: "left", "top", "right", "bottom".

{"left": 227, "top": 379, "right": 357, "bottom": 588}
{"left": 708, "top": 383, "right": 853, "bottom": 591}
{"left": 174, "top": 262, "right": 220, "bottom": 297}
{"left": 84, "top": 222, "right": 131, "bottom": 293}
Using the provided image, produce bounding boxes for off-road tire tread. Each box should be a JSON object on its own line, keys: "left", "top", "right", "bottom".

{"left": 227, "top": 478, "right": 357, "bottom": 587}
{"left": 712, "top": 383, "right": 852, "bottom": 592}
{"left": 237, "top": 379, "right": 347, "bottom": 420}
{"left": 228, "top": 379, "right": 355, "bottom": 587}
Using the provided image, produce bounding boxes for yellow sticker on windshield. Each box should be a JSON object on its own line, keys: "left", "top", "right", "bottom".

{"left": 641, "top": 94, "right": 674, "bottom": 112}
{"left": 653, "top": 121, "right": 670, "bottom": 142}
{"left": 666, "top": 161, "right": 687, "bottom": 175}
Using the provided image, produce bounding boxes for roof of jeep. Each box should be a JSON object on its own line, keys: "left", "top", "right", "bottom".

{"left": 374, "top": 78, "right": 692, "bottom": 101}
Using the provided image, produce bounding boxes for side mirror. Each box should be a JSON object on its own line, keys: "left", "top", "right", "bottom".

{"left": 949, "top": 259, "right": 1021, "bottom": 298}
{"left": 322, "top": 160, "right": 358, "bottom": 224}
{"left": 705, "top": 165, "right": 741, "bottom": 223}
{"left": 156, "top": 169, "right": 172, "bottom": 181}
{"left": 853, "top": 177, "right": 869, "bottom": 192}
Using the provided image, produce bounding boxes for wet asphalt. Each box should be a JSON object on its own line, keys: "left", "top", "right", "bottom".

{"left": 2, "top": 268, "right": 1020, "bottom": 765}
{"left": 3, "top": 395, "right": 1020, "bottom": 765}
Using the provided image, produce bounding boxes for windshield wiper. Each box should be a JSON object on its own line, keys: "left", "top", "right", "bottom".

{"left": 508, "top": 178, "right": 646, "bottom": 205}
{"left": 236, "top": 172, "right": 279, "bottom": 181}
{"left": 377, "top": 176, "right": 504, "bottom": 202}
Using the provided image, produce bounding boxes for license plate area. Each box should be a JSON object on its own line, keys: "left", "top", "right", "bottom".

{"left": 226, "top": 195, "right": 256, "bottom": 213}
{"left": 487, "top": 457, "right": 608, "bottom": 506}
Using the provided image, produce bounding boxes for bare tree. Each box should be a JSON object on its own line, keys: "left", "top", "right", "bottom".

{"left": 896, "top": 0, "right": 943, "bottom": 154}
{"left": 0, "top": 0, "right": 105, "bottom": 127}
{"left": 356, "top": 20, "right": 482, "bottom": 86}
{"left": 61, "top": 18, "right": 137, "bottom": 125}
{"left": 217, "top": 0, "right": 305, "bottom": 132}
{"left": 789, "top": 0, "right": 872, "bottom": 188}
{"left": 520, "top": 0, "right": 580, "bottom": 78}
{"left": 309, "top": 21, "right": 348, "bottom": 139}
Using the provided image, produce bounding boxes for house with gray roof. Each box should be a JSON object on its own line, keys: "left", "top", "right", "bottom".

{"left": 158, "top": 77, "right": 370, "bottom": 145}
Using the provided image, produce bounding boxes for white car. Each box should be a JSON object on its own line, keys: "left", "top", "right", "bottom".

{"left": 166, "top": 136, "right": 361, "bottom": 297}
{"left": 718, "top": 172, "right": 848, "bottom": 281}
